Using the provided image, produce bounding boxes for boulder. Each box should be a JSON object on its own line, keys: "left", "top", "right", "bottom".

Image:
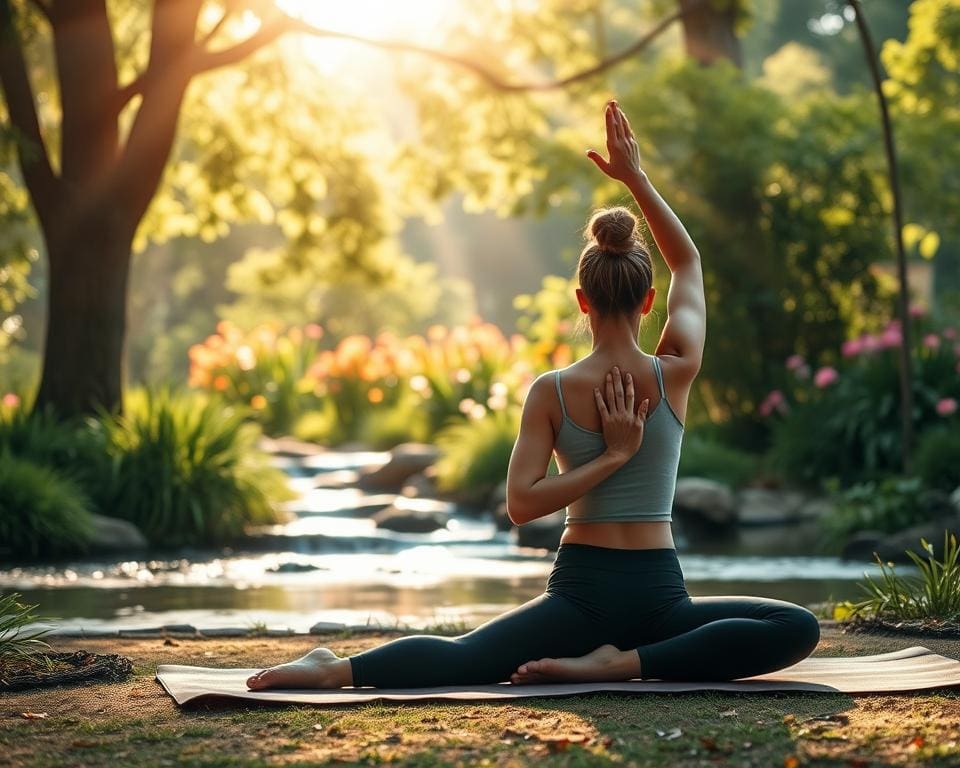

{"left": 840, "top": 529, "right": 886, "bottom": 561}
{"left": 875, "top": 517, "right": 960, "bottom": 562}
{"left": 672, "top": 478, "right": 736, "bottom": 526}
{"left": 492, "top": 501, "right": 513, "bottom": 532}
{"left": 259, "top": 436, "right": 327, "bottom": 458}
{"left": 88, "top": 514, "right": 148, "bottom": 552}
{"left": 400, "top": 470, "right": 438, "bottom": 499}
{"left": 372, "top": 497, "right": 451, "bottom": 533}
{"left": 736, "top": 488, "right": 806, "bottom": 525}
{"left": 309, "top": 621, "right": 348, "bottom": 634}
{"left": 514, "top": 510, "right": 565, "bottom": 551}
{"left": 358, "top": 442, "right": 439, "bottom": 491}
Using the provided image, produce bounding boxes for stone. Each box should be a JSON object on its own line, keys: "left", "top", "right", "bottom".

{"left": 875, "top": 517, "right": 960, "bottom": 562}
{"left": 492, "top": 501, "right": 513, "bottom": 532}
{"left": 358, "top": 442, "right": 440, "bottom": 491}
{"left": 372, "top": 497, "right": 451, "bottom": 533}
{"left": 514, "top": 510, "right": 565, "bottom": 551}
{"left": 309, "top": 621, "right": 348, "bottom": 634}
{"left": 88, "top": 514, "right": 148, "bottom": 552}
{"left": 259, "top": 436, "right": 327, "bottom": 457}
{"left": 736, "top": 488, "right": 806, "bottom": 525}
{"left": 840, "top": 530, "right": 886, "bottom": 561}
{"left": 672, "top": 478, "right": 736, "bottom": 526}
{"left": 798, "top": 497, "right": 834, "bottom": 520}
{"left": 400, "top": 471, "right": 437, "bottom": 498}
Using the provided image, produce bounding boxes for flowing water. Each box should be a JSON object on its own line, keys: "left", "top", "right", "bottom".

{"left": 2, "top": 449, "right": 879, "bottom": 633}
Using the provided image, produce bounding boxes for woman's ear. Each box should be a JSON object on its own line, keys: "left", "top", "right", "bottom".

{"left": 641, "top": 287, "right": 656, "bottom": 315}
{"left": 575, "top": 287, "right": 590, "bottom": 314}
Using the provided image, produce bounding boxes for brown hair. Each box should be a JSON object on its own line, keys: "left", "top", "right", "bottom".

{"left": 576, "top": 206, "right": 653, "bottom": 321}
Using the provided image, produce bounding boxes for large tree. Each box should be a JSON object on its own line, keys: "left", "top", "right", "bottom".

{"left": 1, "top": 0, "right": 709, "bottom": 417}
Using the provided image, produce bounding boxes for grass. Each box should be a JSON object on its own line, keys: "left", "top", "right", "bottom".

{"left": 4, "top": 630, "right": 960, "bottom": 767}
{"left": 848, "top": 534, "right": 960, "bottom": 623}
{"left": 0, "top": 593, "right": 52, "bottom": 667}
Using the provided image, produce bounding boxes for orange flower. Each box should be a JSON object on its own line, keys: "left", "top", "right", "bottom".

{"left": 368, "top": 387, "right": 384, "bottom": 403}
{"left": 251, "top": 394, "right": 267, "bottom": 410}
{"left": 213, "top": 375, "right": 230, "bottom": 391}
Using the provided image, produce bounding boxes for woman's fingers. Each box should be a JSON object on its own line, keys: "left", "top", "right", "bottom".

{"left": 605, "top": 102, "right": 618, "bottom": 144}
{"left": 605, "top": 371, "right": 616, "bottom": 413}
{"left": 586, "top": 149, "right": 612, "bottom": 176}
{"left": 624, "top": 372, "right": 635, "bottom": 415}
{"left": 611, "top": 100, "right": 626, "bottom": 142}
{"left": 639, "top": 397, "right": 650, "bottom": 420}
{"left": 612, "top": 366, "right": 625, "bottom": 411}
{"left": 594, "top": 387, "right": 609, "bottom": 419}
{"left": 617, "top": 103, "right": 634, "bottom": 139}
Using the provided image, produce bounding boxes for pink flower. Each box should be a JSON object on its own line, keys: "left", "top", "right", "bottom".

{"left": 909, "top": 304, "right": 927, "bottom": 318}
{"left": 923, "top": 333, "right": 941, "bottom": 350}
{"left": 813, "top": 366, "right": 839, "bottom": 388}
{"left": 942, "top": 327, "right": 958, "bottom": 341}
{"left": 758, "top": 389, "right": 787, "bottom": 417}
{"left": 305, "top": 323, "right": 324, "bottom": 340}
{"left": 860, "top": 334, "right": 880, "bottom": 353}
{"left": 785, "top": 354, "right": 806, "bottom": 371}
{"left": 936, "top": 398, "right": 958, "bottom": 417}
{"left": 1, "top": 393, "right": 20, "bottom": 408}
{"left": 842, "top": 338, "right": 863, "bottom": 358}
{"left": 879, "top": 327, "right": 903, "bottom": 349}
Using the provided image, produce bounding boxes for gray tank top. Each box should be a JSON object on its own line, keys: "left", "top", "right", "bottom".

{"left": 554, "top": 355, "right": 684, "bottom": 524}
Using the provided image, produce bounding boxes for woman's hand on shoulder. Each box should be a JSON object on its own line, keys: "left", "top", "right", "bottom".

{"left": 586, "top": 100, "right": 644, "bottom": 185}
{"left": 595, "top": 366, "right": 649, "bottom": 464}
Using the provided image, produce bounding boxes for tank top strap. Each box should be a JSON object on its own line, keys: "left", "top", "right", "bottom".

{"left": 651, "top": 355, "right": 666, "bottom": 399}
{"left": 554, "top": 369, "right": 568, "bottom": 418}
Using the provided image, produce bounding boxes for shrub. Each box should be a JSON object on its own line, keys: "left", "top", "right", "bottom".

{"left": 434, "top": 408, "right": 521, "bottom": 502}
{"left": 822, "top": 476, "right": 944, "bottom": 541}
{"left": 851, "top": 534, "right": 960, "bottom": 622}
{"left": 0, "top": 593, "right": 51, "bottom": 666}
{"left": 358, "top": 396, "right": 431, "bottom": 450}
{"left": 97, "top": 390, "right": 292, "bottom": 546}
{"left": 678, "top": 435, "right": 759, "bottom": 488}
{"left": 914, "top": 427, "right": 960, "bottom": 492}
{"left": 0, "top": 454, "right": 94, "bottom": 558}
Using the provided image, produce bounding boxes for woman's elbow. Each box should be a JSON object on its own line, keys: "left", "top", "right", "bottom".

{"left": 505, "top": 489, "right": 532, "bottom": 526}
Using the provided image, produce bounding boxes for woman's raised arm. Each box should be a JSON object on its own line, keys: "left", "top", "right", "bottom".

{"left": 587, "top": 100, "right": 706, "bottom": 374}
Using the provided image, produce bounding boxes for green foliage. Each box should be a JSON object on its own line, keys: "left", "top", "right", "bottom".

{"left": 0, "top": 453, "right": 94, "bottom": 559}
{"left": 678, "top": 436, "right": 759, "bottom": 488}
{"left": 357, "top": 397, "right": 431, "bottom": 451}
{"left": 823, "top": 476, "right": 937, "bottom": 541}
{"left": 95, "top": 390, "right": 291, "bottom": 546}
{"left": 0, "top": 593, "right": 51, "bottom": 665}
{"left": 434, "top": 408, "right": 521, "bottom": 500}
{"left": 915, "top": 427, "right": 960, "bottom": 492}
{"left": 852, "top": 534, "right": 960, "bottom": 622}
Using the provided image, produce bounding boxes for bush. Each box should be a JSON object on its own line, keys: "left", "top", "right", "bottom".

{"left": 434, "top": 408, "right": 520, "bottom": 502}
{"left": 823, "top": 476, "right": 940, "bottom": 541}
{"left": 358, "top": 397, "right": 431, "bottom": 450}
{"left": 851, "top": 534, "right": 960, "bottom": 622}
{"left": 678, "top": 435, "right": 759, "bottom": 488}
{"left": 96, "top": 390, "right": 292, "bottom": 546}
{"left": 915, "top": 427, "right": 960, "bottom": 492}
{"left": 0, "top": 453, "right": 94, "bottom": 558}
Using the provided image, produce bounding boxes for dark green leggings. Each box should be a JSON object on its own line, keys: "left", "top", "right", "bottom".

{"left": 348, "top": 544, "right": 821, "bottom": 687}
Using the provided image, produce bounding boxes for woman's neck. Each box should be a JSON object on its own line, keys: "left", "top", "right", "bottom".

{"left": 588, "top": 315, "right": 644, "bottom": 356}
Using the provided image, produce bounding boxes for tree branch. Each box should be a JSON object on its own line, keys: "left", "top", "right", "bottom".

{"left": 0, "top": 0, "right": 59, "bottom": 226}
{"left": 25, "top": 0, "right": 51, "bottom": 25}
{"left": 115, "top": 4, "right": 687, "bottom": 111}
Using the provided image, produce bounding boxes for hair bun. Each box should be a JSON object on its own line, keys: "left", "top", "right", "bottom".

{"left": 588, "top": 206, "right": 637, "bottom": 254}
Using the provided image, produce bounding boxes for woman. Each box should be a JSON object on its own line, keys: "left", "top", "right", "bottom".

{"left": 246, "top": 100, "right": 820, "bottom": 692}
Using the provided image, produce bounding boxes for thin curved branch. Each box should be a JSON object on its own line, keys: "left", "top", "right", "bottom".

{"left": 115, "top": 4, "right": 688, "bottom": 110}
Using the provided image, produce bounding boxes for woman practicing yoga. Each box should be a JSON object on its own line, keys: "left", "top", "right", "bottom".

{"left": 247, "top": 99, "right": 820, "bottom": 691}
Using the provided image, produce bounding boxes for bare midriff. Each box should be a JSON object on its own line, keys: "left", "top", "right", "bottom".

{"left": 560, "top": 520, "right": 676, "bottom": 550}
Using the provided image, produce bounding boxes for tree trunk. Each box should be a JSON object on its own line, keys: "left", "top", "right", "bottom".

{"left": 678, "top": 0, "right": 742, "bottom": 67}
{"left": 34, "top": 213, "right": 134, "bottom": 417}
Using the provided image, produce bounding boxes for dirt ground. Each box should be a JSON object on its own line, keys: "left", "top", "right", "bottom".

{"left": 3, "top": 626, "right": 960, "bottom": 767}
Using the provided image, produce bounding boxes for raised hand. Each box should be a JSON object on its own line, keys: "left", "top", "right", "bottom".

{"left": 594, "top": 365, "right": 649, "bottom": 463}
{"left": 586, "top": 100, "right": 643, "bottom": 184}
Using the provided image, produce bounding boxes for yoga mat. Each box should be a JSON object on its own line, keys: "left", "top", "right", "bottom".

{"left": 157, "top": 646, "right": 960, "bottom": 706}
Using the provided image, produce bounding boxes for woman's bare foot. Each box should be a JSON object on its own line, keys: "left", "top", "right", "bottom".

{"left": 509, "top": 644, "right": 641, "bottom": 685}
{"left": 246, "top": 648, "right": 353, "bottom": 690}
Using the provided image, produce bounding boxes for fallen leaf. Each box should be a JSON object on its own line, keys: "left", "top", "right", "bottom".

{"left": 719, "top": 709, "right": 737, "bottom": 718}
{"left": 21, "top": 712, "right": 48, "bottom": 719}
{"left": 908, "top": 735, "right": 925, "bottom": 750}
{"left": 784, "top": 756, "right": 800, "bottom": 768}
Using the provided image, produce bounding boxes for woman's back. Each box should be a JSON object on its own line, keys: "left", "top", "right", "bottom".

{"left": 554, "top": 353, "right": 683, "bottom": 525}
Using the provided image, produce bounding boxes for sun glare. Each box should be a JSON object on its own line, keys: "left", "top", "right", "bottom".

{"left": 277, "top": 0, "right": 458, "bottom": 72}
